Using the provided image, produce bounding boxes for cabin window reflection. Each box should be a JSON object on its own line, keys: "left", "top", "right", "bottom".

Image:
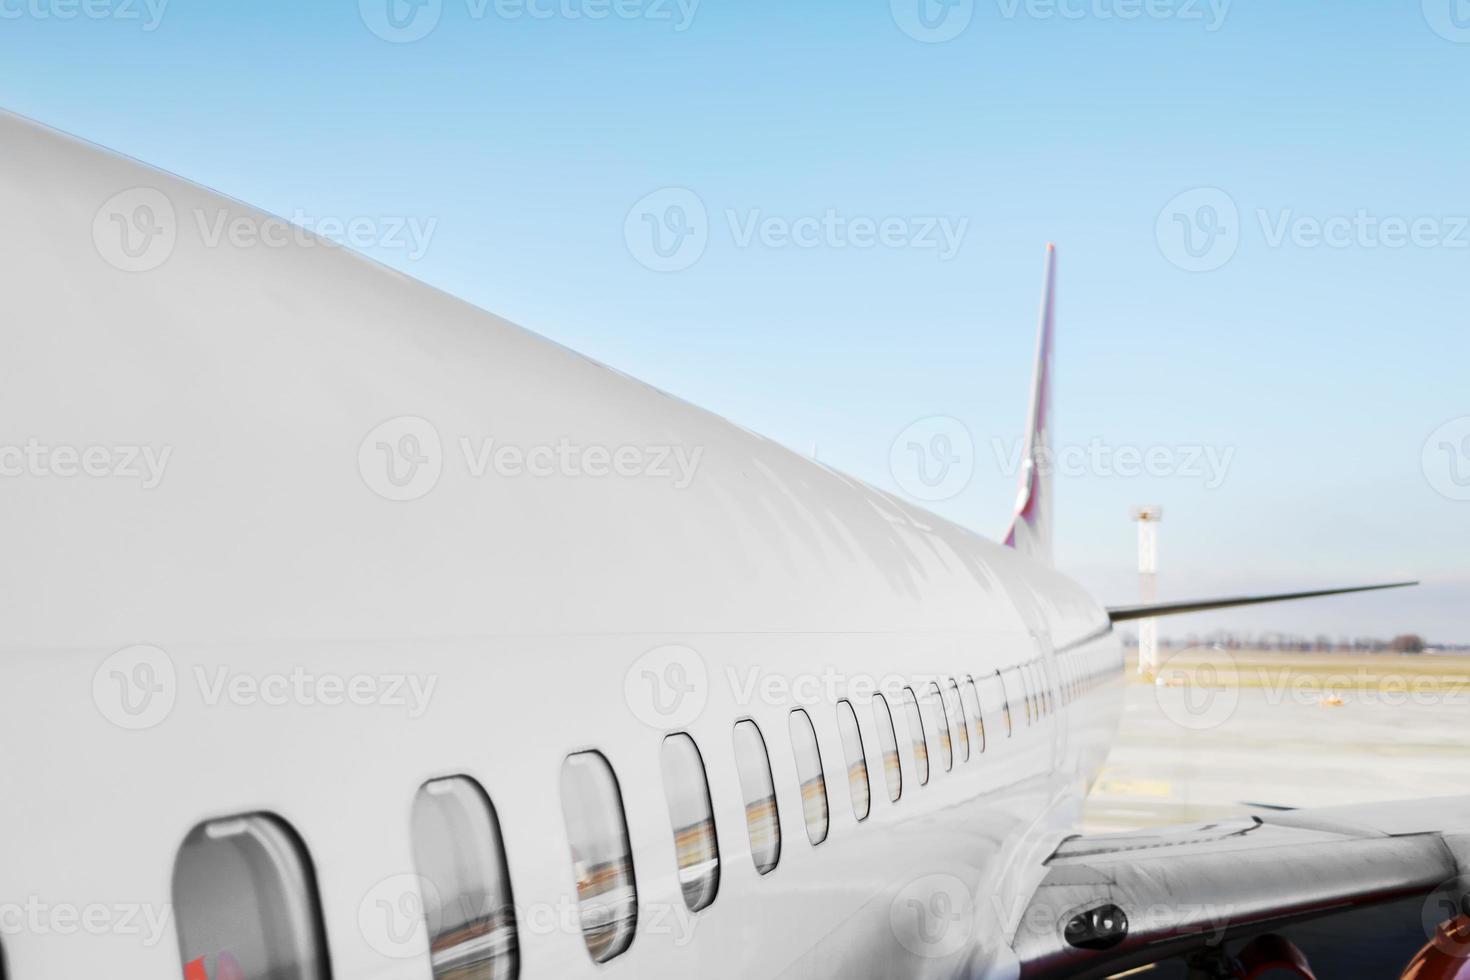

{"left": 732, "top": 720, "right": 781, "bottom": 874}
{"left": 788, "top": 709, "right": 830, "bottom": 845}
{"left": 994, "top": 669, "right": 1014, "bottom": 737}
{"left": 835, "top": 700, "right": 871, "bottom": 821}
{"left": 900, "top": 687, "right": 930, "bottom": 786}
{"left": 945, "top": 679, "right": 970, "bottom": 763}
{"left": 1015, "top": 666, "right": 1033, "bottom": 725}
{"left": 659, "top": 734, "right": 720, "bottom": 913}
{"left": 962, "top": 676, "right": 985, "bottom": 753}
{"left": 926, "top": 682, "right": 954, "bottom": 772}
{"left": 411, "top": 777, "right": 519, "bottom": 980}
{"left": 560, "top": 752, "right": 638, "bottom": 963}
{"left": 172, "top": 813, "right": 331, "bottom": 980}
{"left": 1009, "top": 665, "right": 1024, "bottom": 725}
{"left": 872, "top": 694, "right": 903, "bottom": 802}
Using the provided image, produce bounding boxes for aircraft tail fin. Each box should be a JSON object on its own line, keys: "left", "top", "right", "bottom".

{"left": 1003, "top": 244, "right": 1057, "bottom": 565}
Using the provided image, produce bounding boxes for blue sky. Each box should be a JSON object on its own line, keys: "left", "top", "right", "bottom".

{"left": 3, "top": 0, "right": 1467, "bottom": 640}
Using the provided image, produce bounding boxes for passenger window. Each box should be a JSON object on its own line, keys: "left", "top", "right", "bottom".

{"left": 560, "top": 752, "right": 638, "bottom": 962}
{"left": 927, "top": 682, "right": 954, "bottom": 772}
{"left": 900, "top": 687, "right": 930, "bottom": 786}
{"left": 995, "top": 669, "right": 1015, "bottom": 737}
{"left": 1013, "top": 666, "right": 1031, "bottom": 725}
{"left": 659, "top": 734, "right": 720, "bottom": 912}
{"left": 410, "top": 777, "right": 519, "bottom": 980}
{"left": 945, "top": 679, "right": 970, "bottom": 763}
{"left": 173, "top": 813, "right": 331, "bottom": 980}
{"left": 872, "top": 694, "right": 903, "bottom": 802}
{"left": 835, "top": 700, "right": 871, "bottom": 821}
{"left": 788, "top": 709, "right": 830, "bottom": 845}
{"left": 1010, "top": 666, "right": 1024, "bottom": 725}
{"left": 732, "top": 720, "right": 782, "bottom": 874}
{"left": 962, "top": 676, "right": 985, "bottom": 753}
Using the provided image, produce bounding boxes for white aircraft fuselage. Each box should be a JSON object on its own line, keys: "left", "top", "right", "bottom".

{"left": 0, "top": 109, "right": 1136, "bottom": 980}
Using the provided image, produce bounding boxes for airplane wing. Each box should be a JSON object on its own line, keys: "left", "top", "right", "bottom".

{"left": 1011, "top": 796, "right": 1470, "bottom": 978}
{"left": 1106, "top": 581, "right": 1419, "bottom": 622}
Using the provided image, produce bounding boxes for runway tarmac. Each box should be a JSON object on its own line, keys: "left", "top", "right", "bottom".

{"left": 1084, "top": 649, "right": 1470, "bottom": 833}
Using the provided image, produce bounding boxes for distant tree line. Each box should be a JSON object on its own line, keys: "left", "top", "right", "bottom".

{"left": 1118, "top": 630, "right": 1459, "bottom": 653}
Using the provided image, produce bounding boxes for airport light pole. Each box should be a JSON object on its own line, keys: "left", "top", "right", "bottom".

{"left": 1131, "top": 505, "right": 1163, "bottom": 678}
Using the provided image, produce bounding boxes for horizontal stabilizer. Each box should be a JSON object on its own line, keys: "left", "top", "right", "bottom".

{"left": 1106, "top": 581, "right": 1418, "bottom": 623}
